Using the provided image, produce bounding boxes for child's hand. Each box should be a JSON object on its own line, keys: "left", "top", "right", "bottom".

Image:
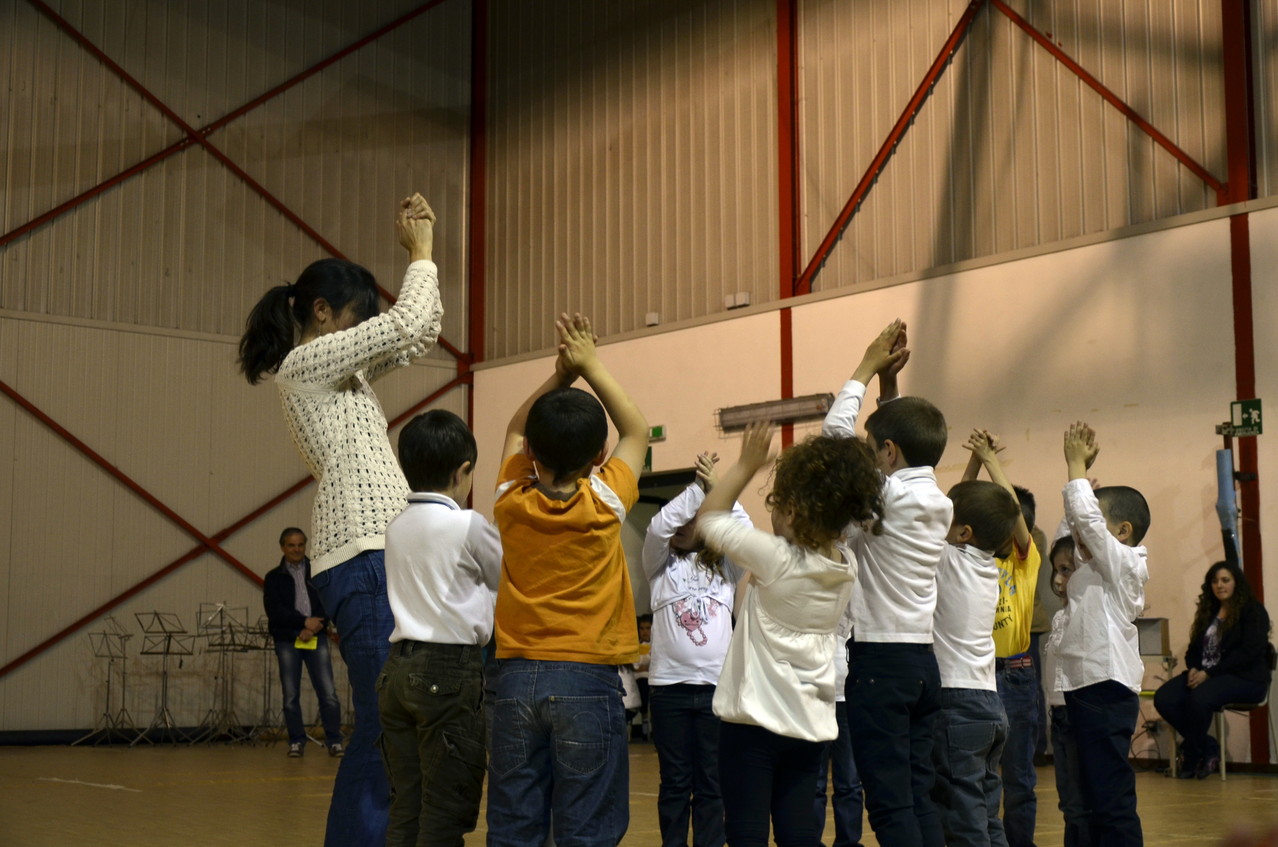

{"left": 964, "top": 429, "right": 999, "bottom": 464}
{"left": 1063, "top": 421, "right": 1099, "bottom": 476}
{"left": 694, "top": 451, "right": 720, "bottom": 492}
{"left": 852, "top": 319, "right": 909, "bottom": 384}
{"left": 556, "top": 312, "right": 599, "bottom": 376}
{"left": 737, "top": 421, "right": 776, "bottom": 473}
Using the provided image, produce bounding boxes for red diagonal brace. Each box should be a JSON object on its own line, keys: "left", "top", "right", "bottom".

{"left": 0, "top": 371, "right": 471, "bottom": 681}
{"left": 11, "top": 0, "right": 463, "bottom": 358}
{"left": 795, "top": 0, "right": 986, "bottom": 296}
{"left": 992, "top": 0, "right": 1226, "bottom": 200}
{"left": 0, "top": 379, "right": 259, "bottom": 583}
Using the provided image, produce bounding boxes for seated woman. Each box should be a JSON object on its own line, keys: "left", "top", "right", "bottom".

{"left": 1154, "top": 561, "right": 1273, "bottom": 778}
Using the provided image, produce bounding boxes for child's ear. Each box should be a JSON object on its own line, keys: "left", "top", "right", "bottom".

{"left": 593, "top": 444, "right": 608, "bottom": 467}
{"left": 1117, "top": 521, "right": 1133, "bottom": 543}
{"left": 954, "top": 524, "right": 974, "bottom": 544}
{"left": 311, "top": 297, "right": 332, "bottom": 325}
{"left": 453, "top": 460, "right": 474, "bottom": 487}
{"left": 882, "top": 438, "right": 900, "bottom": 468}
{"left": 523, "top": 440, "right": 536, "bottom": 461}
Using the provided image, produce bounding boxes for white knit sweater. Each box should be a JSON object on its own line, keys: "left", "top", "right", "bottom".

{"left": 274, "top": 259, "right": 443, "bottom": 574}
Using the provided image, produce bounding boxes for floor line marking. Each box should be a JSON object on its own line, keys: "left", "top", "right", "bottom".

{"left": 37, "top": 776, "right": 142, "bottom": 792}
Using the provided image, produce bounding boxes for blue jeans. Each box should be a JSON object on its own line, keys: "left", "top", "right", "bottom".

{"left": 932, "top": 688, "right": 1008, "bottom": 847}
{"left": 719, "top": 720, "right": 825, "bottom": 847}
{"left": 1152, "top": 671, "right": 1268, "bottom": 768}
{"left": 650, "top": 683, "right": 725, "bottom": 847}
{"left": 1065, "top": 682, "right": 1141, "bottom": 847}
{"left": 1050, "top": 705, "right": 1091, "bottom": 847}
{"left": 996, "top": 664, "right": 1038, "bottom": 847}
{"left": 274, "top": 636, "right": 343, "bottom": 745}
{"left": 312, "top": 549, "right": 394, "bottom": 847}
{"left": 814, "top": 700, "right": 864, "bottom": 847}
{"left": 486, "top": 659, "right": 629, "bottom": 847}
{"left": 846, "top": 641, "right": 944, "bottom": 847}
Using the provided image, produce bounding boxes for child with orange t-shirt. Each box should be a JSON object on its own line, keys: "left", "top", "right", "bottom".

{"left": 486, "top": 313, "right": 650, "bottom": 847}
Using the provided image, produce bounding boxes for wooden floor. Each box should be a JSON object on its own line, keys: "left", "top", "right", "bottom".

{"left": 1, "top": 740, "right": 1276, "bottom": 846}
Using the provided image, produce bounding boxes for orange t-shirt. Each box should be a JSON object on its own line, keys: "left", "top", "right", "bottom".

{"left": 493, "top": 454, "right": 641, "bottom": 664}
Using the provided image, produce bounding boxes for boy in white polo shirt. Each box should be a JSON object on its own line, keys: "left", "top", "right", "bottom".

{"left": 931, "top": 479, "right": 1021, "bottom": 847}
{"left": 1057, "top": 422, "right": 1150, "bottom": 847}
{"left": 822, "top": 320, "right": 952, "bottom": 847}
{"left": 380, "top": 409, "right": 502, "bottom": 847}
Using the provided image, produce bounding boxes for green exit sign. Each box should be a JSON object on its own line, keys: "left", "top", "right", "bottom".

{"left": 649, "top": 425, "right": 667, "bottom": 442}
{"left": 1229, "top": 399, "right": 1262, "bottom": 437}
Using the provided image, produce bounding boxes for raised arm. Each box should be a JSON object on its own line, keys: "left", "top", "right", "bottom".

{"left": 501, "top": 361, "right": 575, "bottom": 464}
{"left": 823, "top": 319, "right": 908, "bottom": 437}
{"left": 558, "top": 313, "right": 649, "bottom": 476}
{"left": 641, "top": 483, "right": 705, "bottom": 578}
{"left": 966, "top": 429, "right": 1030, "bottom": 553}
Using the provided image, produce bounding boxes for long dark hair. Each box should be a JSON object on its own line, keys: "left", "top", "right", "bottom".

{"left": 1188, "top": 560, "right": 1259, "bottom": 644}
{"left": 238, "top": 259, "right": 380, "bottom": 384}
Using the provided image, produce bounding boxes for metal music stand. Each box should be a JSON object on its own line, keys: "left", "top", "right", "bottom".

{"left": 131, "top": 611, "right": 195, "bottom": 746}
{"left": 73, "top": 616, "right": 134, "bottom": 745}
{"left": 190, "top": 602, "right": 251, "bottom": 744}
{"left": 246, "top": 615, "right": 284, "bottom": 744}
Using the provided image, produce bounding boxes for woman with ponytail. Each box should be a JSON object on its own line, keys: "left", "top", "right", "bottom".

{"left": 238, "top": 193, "right": 442, "bottom": 846}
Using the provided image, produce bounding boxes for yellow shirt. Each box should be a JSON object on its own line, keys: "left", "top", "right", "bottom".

{"left": 493, "top": 454, "right": 640, "bottom": 664}
{"left": 992, "top": 540, "right": 1041, "bottom": 658}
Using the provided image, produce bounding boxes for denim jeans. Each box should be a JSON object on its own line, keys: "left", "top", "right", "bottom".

{"left": 1152, "top": 671, "right": 1268, "bottom": 768}
{"left": 846, "top": 641, "right": 944, "bottom": 847}
{"left": 274, "top": 636, "right": 343, "bottom": 745}
{"left": 814, "top": 700, "right": 864, "bottom": 847}
{"left": 932, "top": 688, "right": 1008, "bottom": 847}
{"left": 719, "top": 720, "right": 825, "bottom": 847}
{"left": 1065, "top": 682, "right": 1142, "bottom": 847}
{"left": 995, "top": 664, "right": 1039, "bottom": 847}
{"left": 650, "top": 683, "right": 725, "bottom": 847}
{"left": 486, "top": 658, "right": 629, "bottom": 847}
{"left": 1049, "top": 705, "right": 1091, "bottom": 847}
{"left": 377, "top": 641, "right": 486, "bottom": 847}
{"left": 311, "top": 549, "right": 395, "bottom": 847}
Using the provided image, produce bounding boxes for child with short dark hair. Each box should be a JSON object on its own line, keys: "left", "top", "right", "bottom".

{"left": 380, "top": 409, "right": 501, "bottom": 847}
{"left": 962, "top": 431, "right": 1043, "bottom": 846}
{"left": 1058, "top": 422, "right": 1151, "bottom": 846}
{"left": 1043, "top": 535, "right": 1091, "bottom": 847}
{"left": 696, "top": 422, "right": 884, "bottom": 847}
{"left": 930, "top": 477, "right": 1020, "bottom": 847}
{"left": 487, "top": 313, "right": 649, "bottom": 847}
{"left": 822, "top": 320, "right": 953, "bottom": 847}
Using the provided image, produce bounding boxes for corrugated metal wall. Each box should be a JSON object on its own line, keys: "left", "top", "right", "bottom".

{"left": 1257, "top": 0, "right": 1278, "bottom": 198}
{"left": 0, "top": 0, "right": 473, "bottom": 730}
{"left": 483, "top": 0, "right": 1250, "bottom": 356}
{"left": 484, "top": 0, "right": 779, "bottom": 358}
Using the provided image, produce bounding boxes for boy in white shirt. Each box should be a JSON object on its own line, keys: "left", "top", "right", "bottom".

{"left": 1057, "top": 422, "right": 1150, "bottom": 847}
{"left": 822, "top": 320, "right": 952, "bottom": 847}
{"left": 931, "top": 479, "right": 1021, "bottom": 847}
{"left": 380, "top": 410, "right": 502, "bottom": 847}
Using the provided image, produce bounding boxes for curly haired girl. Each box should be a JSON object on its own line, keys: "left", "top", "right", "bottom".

{"left": 695, "top": 421, "right": 882, "bottom": 847}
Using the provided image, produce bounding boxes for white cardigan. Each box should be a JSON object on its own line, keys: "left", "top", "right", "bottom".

{"left": 275, "top": 260, "right": 443, "bottom": 573}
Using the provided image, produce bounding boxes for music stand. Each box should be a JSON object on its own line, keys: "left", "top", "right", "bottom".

{"left": 73, "top": 616, "right": 134, "bottom": 745}
{"left": 131, "top": 611, "right": 195, "bottom": 745}
{"left": 191, "top": 602, "right": 251, "bottom": 743}
{"left": 246, "top": 615, "right": 284, "bottom": 744}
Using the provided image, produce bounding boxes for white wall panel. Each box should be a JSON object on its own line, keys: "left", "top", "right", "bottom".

{"left": 0, "top": 315, "right": 461, "bottom": 730}
{"left": 798, "top": 0, "right": 1227, "bottom": 295}
{"left": 2, "top": 0, "right": 472, "bottom": 349}
{"left": 484, "top": 0, "right": 778, "bottom": 359}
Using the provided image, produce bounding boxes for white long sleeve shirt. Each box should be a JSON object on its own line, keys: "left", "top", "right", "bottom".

{"left": 385, "top": 492, "right": 502, "bottom": 646}
{"left": 641, "top": 484, "right": 748, "bottom": 686}
{"left": 1054, "top": 479, "right": 1149, "bottom": 694}
{"left": 822, "top": 379, "right": 952, "bottom": 643}
{"left": 933, "top": 543, "right": 1000, "bottom": 690}
{"left": 275, "top": 260, "right": 443, "bottom": 573}
{"left": 700, "top": 512, "right": 854, "bottom": 742}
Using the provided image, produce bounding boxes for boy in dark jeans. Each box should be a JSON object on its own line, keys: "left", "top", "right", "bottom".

{"left": 379, "top": 410, "right": 502, "bottom": 847}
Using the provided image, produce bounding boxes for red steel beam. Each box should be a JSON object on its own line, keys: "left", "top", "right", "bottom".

{"left": 1218, "top": 0, "right": 1266, "bottom": 765}
{"left": 10, "top": 0, "right": 463, "bottom": 359}
{"left": 795, "top": 0, "right": 986, "bottom": 296}
{"left": 0, "top": 372, "right": 470, "bottom": 681}
{"left": 992, "top": 0, "right": 1226, "bottom": 200}
{"left": 777, "top": 0, "right": 799, "bottom": 447}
